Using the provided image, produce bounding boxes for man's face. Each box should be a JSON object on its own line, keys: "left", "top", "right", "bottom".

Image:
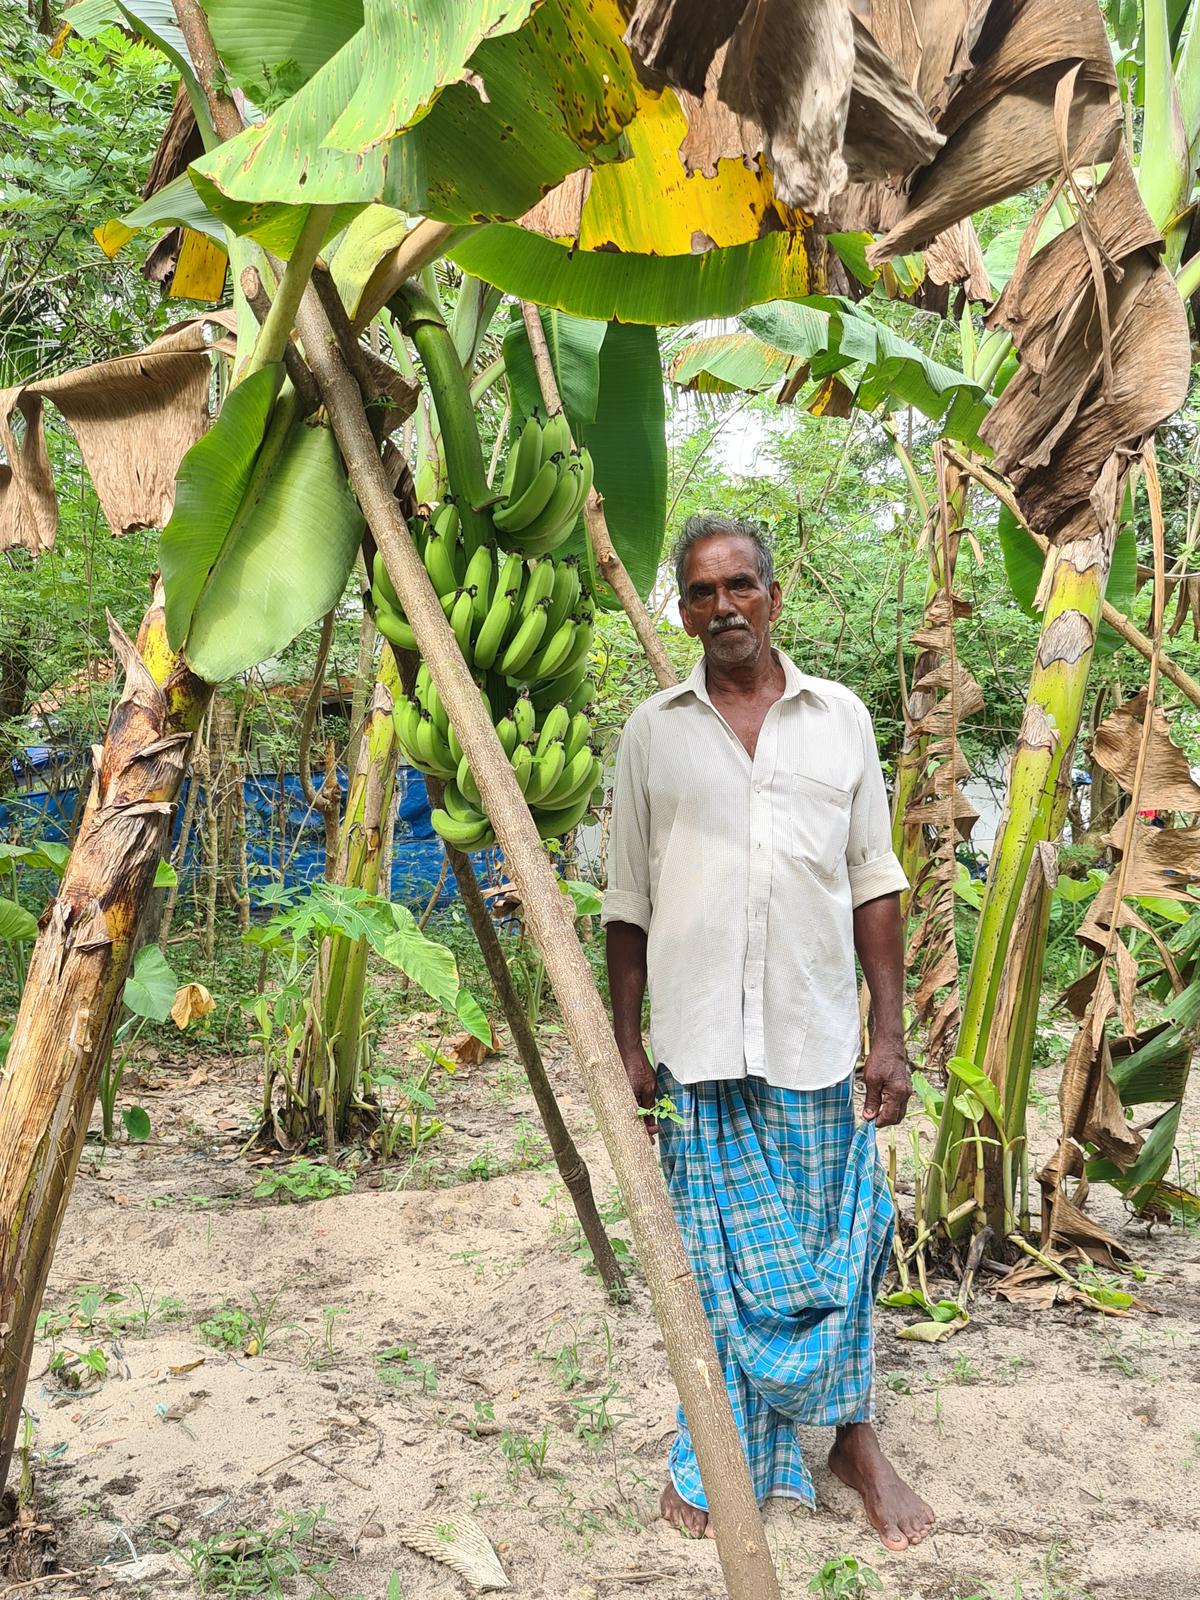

{"left": 678, "top": 533, "right": 782, "bottom": 667}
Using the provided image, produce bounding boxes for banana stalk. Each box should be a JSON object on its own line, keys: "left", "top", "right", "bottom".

{"left": 289, "top": 653, "right": 403, "bottom": 1149}
{"left": 926, "top": 531, "right": 1112, "bottom": 1231}
{"left": 389, "top": 281, "right": 494, "bottom": 550}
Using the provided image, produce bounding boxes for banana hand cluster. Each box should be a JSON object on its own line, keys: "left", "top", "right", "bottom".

{"left": 492, "top": 412, "right": 594, "bottom": 557}
{"left": 430, "top": 696, "right": 602, "bottom": 852}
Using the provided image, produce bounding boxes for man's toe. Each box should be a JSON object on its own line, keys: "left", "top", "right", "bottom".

{"left": 880, "top": 1523, "right": 909, "bottom": 1551}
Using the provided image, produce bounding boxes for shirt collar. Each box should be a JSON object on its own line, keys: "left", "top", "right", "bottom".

{"left": 661, "top": 647, "right": 821, "bottom": 710}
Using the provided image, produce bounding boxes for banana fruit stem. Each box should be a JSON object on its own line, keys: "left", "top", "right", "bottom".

{"left": 389, "top": 281, "right": 492, "bottom": 548}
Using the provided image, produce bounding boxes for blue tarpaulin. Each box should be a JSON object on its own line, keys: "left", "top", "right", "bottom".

{"left": 0, "top": 763, "right": 498, "bottom": 910}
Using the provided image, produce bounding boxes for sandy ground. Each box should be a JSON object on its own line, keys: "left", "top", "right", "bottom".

{"left": 11, "top": 1009, "right": 1200, "bottom": 1600}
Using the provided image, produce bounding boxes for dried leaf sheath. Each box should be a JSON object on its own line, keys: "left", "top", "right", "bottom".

{"left": 0, "top": 593, "right": 210, "bottom": 1487}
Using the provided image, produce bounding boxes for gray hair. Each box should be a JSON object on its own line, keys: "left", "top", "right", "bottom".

{"left": 672, "top": 513, "right": 775, "bottom": 598}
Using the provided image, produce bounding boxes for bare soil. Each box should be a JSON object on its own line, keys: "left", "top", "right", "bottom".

{"left": 13, "top": 1014, "right": 1200, "bottom": 1600}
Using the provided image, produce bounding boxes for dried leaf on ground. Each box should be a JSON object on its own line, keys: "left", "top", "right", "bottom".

{"left": 451, "top": 1024, "right": 501, "bottom": 1067}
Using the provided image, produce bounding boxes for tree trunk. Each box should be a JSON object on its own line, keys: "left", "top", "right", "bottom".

{"left": 0, "top": 590, "right": 210, "bottom": 1491}
{"left": 292, "top": 286, "right": 781, "bottom": 1599}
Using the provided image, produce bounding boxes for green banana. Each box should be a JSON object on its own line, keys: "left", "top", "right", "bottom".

{"left": 532, "top": 791, "right": 593, "bottom": 839}
{"left": 563, "top": 680, "right": 594, "bottom": 718}
{"left": 542, "top": 749, "right": 599, "bottom": 810}
{"left": 493, "top": 459, "right": 558, "bottom": 534}
{"left": 431, "top": 808, "right": 495, "bottom": 851}
{"left": 394, "top": 695, "right": 422, "bottom": 764}
{"left": 373, "top": 549, "right": 401, "bottom": 611}
{"left": 505, "top": 415, "right": 544, "bottom": 505}
{"left": 512, "top": 693, "right": 535, "bottom": 746}
{"left": 530, "top": 658, "right": 590, "bottom": 714}
{"left": 424, "top": 531, "right": 460, "bottom": 597}
{"left": 528, "top": 615, "right": 577, "bottom": 682}
{"left": 540, "top": 410, "right": 571, "bottom": 460}
{"left": 464, "top": 544, "right": 494, "bottom": 625}
{"left": 442, "top": 781, "right": 482, "bottom": 824}
{"left": 505, "top": 458, "right": 580, "bottom": 551}
{"left": 472, "top": 590, "right": 517, "bottom": 671}
{"left": 375, "top": 604, "right": 418, "bottom": 653}
{"left": 522, "top": 556, "right": 556, "bottom": 613}
{"left": 447, "top": 719, "right": 463, "bottom": 766}
{"left": 450, "top": 587, "right": 475, "bottom": 656}
{"left": 499, "top": 601, "right": 550, "bottom": 679}
{"left": 526, "top": 740, "right": 565, "bottom": 804}
{"left": 543, "top": 557, "right": 581, "bottom": 639}
{"left": 432, "top": 499, "right": 461, "bottom": 542}
{"left": 550, "top": 616, "right": 594, "bottom": 681}
{"left": 457, "top": 753, "right": 481, "bottom": 806}
{"left": 562, "top": 710, "right": 592, "bottom": 765}
{"left": 510, "top": 744, "right": 534, "bottom": 795}
{"left": 535, "top": 703, "right": 570, "bottom": 757}
{"left": 495, "top": 716, "right": 519, "bottom": 759}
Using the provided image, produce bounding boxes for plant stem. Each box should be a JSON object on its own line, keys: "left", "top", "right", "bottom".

{"left": 242, "top": 207, "right": 334, "bottom": 382}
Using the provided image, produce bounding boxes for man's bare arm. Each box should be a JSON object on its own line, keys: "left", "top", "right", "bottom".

{"left": 853, "top": 892, "right": 911, "bottom": 1129}
{"left": 605, "top": 920, "right": 657, "bottom": 1129}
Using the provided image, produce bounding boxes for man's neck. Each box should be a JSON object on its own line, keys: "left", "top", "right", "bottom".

{"left": 704, "top": 640, "right": 784, "bottom": 699}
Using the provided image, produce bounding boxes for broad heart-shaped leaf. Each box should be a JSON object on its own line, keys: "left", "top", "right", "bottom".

{"left": 191, "top": 0, "right": 638, "bottom": 233}
{"left": 0, "top": 898, "right": 37, "bottom": 943}
{"left": 160, "top": 365, "right": 283, "bottom": 651}
{"left": 185, "top": 417, "right": 365, "bottom": 683}
{"left": 123, "top": 944, "right": 179, "bottom": 1023}
{"left": 377, "top": 904, "right": 491, "bottom": 1044}
{"left": 452, "top": 227, "right": 813, "bottom": 327}
{"left": 502, "top": 308, "right": 607, "bottom": 436}
{"left": 122, "top": 1105, "right": 152, "bottom": 1142}
{"left": 739, "top": 298, "right": 992, "bottom": 446}
{"left": 996, "top": 506, "right": 1136, "bottom": 659}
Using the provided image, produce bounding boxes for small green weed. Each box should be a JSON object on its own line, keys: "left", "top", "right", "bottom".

{"left": 500, "top": 1426, "right": 551, "bottom": 1482}
{"left": 375, "top": 1345, "right": 438, "bottom": 1393}
{"left": 184, "top": 1506, "right": 334, "bottom": 1596}
{"left": 808, "top": 1554, "right": 882, "bottom": 1598}
{"left": 253, "top": 1158, "right": 352, "bottom": 1203}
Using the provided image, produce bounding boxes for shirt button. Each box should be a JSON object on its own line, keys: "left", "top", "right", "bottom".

{"left": 753, "top": 782, "right": 761, "bottom": 793}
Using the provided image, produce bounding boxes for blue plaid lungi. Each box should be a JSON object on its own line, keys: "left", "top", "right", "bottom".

{"left": 656, "top": 1063, "right": 894, "bottom": 1510}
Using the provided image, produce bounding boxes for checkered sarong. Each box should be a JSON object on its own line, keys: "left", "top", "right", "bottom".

{"left": 656, "top": 1063, "right": 894, "bottom": 1509}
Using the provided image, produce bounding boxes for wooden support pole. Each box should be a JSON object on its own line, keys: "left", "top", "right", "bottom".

{"left": 292, "top": 285, "right": 779, "bottom": 1598}
{"left": 518, "top": 303, "right": 678, "bottom": 691}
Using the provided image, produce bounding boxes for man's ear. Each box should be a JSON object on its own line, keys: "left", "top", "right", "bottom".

{"left": 768, "top": 581, "right": 783, "bottom": 624}
{"left": 679, "top": 597, "right": 699, "bottom": 638}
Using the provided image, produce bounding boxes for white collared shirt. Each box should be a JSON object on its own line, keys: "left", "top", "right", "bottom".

{"left": 601, "top": 649, "right": 908, "bottom": 1089}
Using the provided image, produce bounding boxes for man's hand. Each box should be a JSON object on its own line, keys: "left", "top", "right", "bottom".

{"left": 862, "top": 1037, "right": 912, "bottom": 1129}
{"left": 619, "top": 1040, "right": 658, "bottom": 1138}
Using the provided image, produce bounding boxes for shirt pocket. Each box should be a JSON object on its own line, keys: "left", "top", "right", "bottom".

{"left": 788, "top": 772, "right": 852, "bottom": 880}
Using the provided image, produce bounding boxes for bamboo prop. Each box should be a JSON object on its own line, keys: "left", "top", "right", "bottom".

{"left": 943, "top": 445, "right": 1200, "bottom": 714}
{"left": 291, "top": 283, "right": 781, "bottom": 1598}
{"left": 518, "top": 303, "right": 678, "bottom": 691}
{"left": 427, "top": 777, "right": 629, "bottom": 1303}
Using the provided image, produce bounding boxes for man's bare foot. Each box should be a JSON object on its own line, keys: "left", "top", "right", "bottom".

{"left": 828, "top": 1422, "right": 935, "bottom": 1551}
{"left": 661, "top": 1482, "right": 714, "bottom": 1538}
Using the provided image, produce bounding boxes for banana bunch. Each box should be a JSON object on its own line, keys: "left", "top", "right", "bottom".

{"left": 492, "top": 412, "right": 594, "bottom": 557}
{"left": 431, "top": 695, "right": 602, "bottom": 851}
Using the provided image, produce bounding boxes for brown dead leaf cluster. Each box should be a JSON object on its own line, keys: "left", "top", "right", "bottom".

{"left": 0, "top": 314, "right": 233, "bottom": 554}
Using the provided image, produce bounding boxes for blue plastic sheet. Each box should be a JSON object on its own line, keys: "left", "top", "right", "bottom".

{"left": 0, "top": 763, "right": 499, "bottom": 910}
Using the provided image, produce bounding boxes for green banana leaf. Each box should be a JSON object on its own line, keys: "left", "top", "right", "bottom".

{"left": 191, "top": 0, "right": 638, "bottom": 235}
{"left": 160, "top": 368, "right": 365, "bottom": 683}
{"left": 740, "top": 298, "right": 992, "bottom": 446}
{"left": 117, "top": 172, "right": 228, "bottom": 247}
{"left": 670, "top": 331, "right": 798, "bottom": 395}
{"left": 206, "top": 0, "right": 363, "bottom": 98}
{"left": 186, "top": 419, "right": 365, "bottom": 684}
{"left": 160, "top": 366, "right": 283, "bottom": 649}
{"left": 501, "top": 307, "right": 607, "bottom": 431}
{"left": 996, "top": 505, "right": 1137, "bottom": 660}
{"left": 64, "top": 0, "right": 195, "bottom": 85}
{"left": 502, "top": 313, "right": 667, "bottom": 603}
{"left": 450, "top": 226, "right": 812, "bottom": 327}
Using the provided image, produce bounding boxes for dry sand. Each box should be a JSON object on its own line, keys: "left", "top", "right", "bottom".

{"left": 13, "top": 1017, "right": 1199, "bottom": 1600}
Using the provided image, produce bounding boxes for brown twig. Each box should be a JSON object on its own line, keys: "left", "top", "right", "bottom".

{"left": 238, "top": 265, "right": 320, "bottom": 414}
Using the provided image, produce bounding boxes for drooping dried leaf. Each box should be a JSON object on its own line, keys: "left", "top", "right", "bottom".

{"left": 1091, "top": 690, "right": 1200, "bottom": 810}
{"left": 171, "top": 982, "right": 216, "bottom": 1030}
{"left": 0, "top": 315, "right": 234, "bottom": 553}
{"left": 624, "top": 0, "right": 749, "bottom": 97}
{"left": 924, "top": 220, "right": 992, "bottom": 303}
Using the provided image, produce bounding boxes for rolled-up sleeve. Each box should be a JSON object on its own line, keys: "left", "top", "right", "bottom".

{"left": 601, "top": 712, "right": 652, "bottom": 931}
{"left": 847, "top": 698, "right": 909, "bottom": 909}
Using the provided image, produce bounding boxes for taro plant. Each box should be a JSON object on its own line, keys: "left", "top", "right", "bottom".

{"left": 97, "top": 944, "right": 179, "bottom": 1144}
{"left": 244, "top": 880, "right": 490, "bottom": 1152}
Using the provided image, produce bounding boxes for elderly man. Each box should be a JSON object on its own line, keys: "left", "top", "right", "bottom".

{"left": 602, "top": 514, "right": 935, "bottom": 1551}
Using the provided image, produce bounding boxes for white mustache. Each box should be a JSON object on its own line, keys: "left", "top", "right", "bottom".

{"left": 709, "top": 617, "right": 749, "bottom": 635}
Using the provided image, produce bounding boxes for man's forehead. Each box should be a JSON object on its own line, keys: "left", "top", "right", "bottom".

{"left": 683, "top": 534, "right": 760, "bottom": 583}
